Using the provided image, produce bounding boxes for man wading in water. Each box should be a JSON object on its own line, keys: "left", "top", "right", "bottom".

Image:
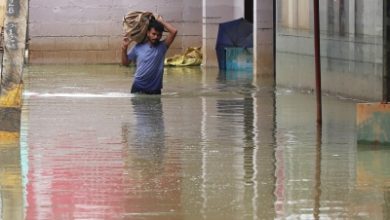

{"left": 121, "top": 16, "right": 177, "bottom": 94}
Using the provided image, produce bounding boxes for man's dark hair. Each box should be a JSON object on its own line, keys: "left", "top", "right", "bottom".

{"left": 148, "top": 18, "right": 164, "bottom": 33}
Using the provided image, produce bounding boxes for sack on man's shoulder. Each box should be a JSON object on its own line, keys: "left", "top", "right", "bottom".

{"left": 123, "top": 11, "right": 159, "bottom": 43}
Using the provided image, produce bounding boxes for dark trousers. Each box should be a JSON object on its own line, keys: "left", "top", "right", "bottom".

{"left": 131, "top": 84, "right": 161, "bottom": 95}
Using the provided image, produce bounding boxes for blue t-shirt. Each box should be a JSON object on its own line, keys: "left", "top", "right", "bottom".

{"left": 127, "top": 42, "right": 168, "bottom": 91}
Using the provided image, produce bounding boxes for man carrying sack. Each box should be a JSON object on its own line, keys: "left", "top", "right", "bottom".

{"left": 121, "top": 11, "right": 177, "bottom": 94}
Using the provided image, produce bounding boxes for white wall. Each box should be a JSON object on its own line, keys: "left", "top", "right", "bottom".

{"left": 28, "top": 0, "right": 202, "bottom": 64}
{"left": 28, "top": 0, "right": 275, "bottom": 73}
{"left": 234, "top": 0, "right": 245, "bottom": 18}
{"left": 202, "top": 0, "right": 244, "bottom": 67}
{"left": 255, "top": 0, "right": 274, "bottom": 77}
{"left": 182, "top": 1, "right": 203, "bottom": 51}
{"left": 201, "top": 0, "right": 274, "bottom": 73}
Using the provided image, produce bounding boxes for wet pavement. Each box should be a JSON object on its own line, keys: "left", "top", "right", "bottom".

{"left": 0, "top": 64, "right": 389, "bottom": 219}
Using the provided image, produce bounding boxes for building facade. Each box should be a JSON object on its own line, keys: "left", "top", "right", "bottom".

{"left": 276, "top": 0, "right": 383, "bottom": 100}
{"left": 25, "top": 0, "right": 387, "bottom": 100}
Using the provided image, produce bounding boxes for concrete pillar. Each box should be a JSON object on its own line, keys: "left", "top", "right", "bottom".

{"left": 182, "top": 0, "right": 202, "bottom": 50}
{"left": 0, "top": 0, "right": 28, "bottom": 135}
{"left": 254, "top": 0, "right": 274, "bottom": 79}
{"left": 0, "top": 0, "right": 27, "bottom": 106}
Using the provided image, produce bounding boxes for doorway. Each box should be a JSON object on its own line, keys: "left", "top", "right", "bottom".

{"left": 245, "top": 0, "right": 253, "bottom": 23}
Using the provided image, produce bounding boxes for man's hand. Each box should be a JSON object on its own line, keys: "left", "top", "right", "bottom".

{"left": 156, "top": 15, "right": 164, "bottom": 23}
{"left": 121, "top": 36, "right": 133, "bottom": 66}
{"left": 122, "top": 37, "right": 132, "bottom": 50}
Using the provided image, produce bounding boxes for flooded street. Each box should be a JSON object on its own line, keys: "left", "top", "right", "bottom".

{"left": 1, "top": 64, "right": 388, "bottom": 219}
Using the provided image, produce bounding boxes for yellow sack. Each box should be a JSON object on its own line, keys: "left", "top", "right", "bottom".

{"left": 165, "top": 47, "right": 202, "bottom": 66}
{"left": 123, "top": 11, "right": 159, "bottom": 43}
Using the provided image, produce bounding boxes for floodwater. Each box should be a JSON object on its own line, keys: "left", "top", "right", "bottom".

{"left": 1, "top": 64, "right": 389, "bottom": 219}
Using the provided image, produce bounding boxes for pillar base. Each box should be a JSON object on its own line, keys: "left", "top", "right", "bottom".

{"left": 0, "top": 83, "right": 23, "bottom": 107}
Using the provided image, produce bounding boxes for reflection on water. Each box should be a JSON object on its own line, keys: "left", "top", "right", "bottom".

{"left": 121, "top": 96, "right": 183, "bottom": 219}
{"left": 313, "top": 126, "right": 322, "bottom": 220}
{"left": 0, "top": 106, "right": 23, "bottom": 220}
{"left": 0, "top": 137, "right": 23, "bottom": 220}
{"left": 356, "top": 145, "right": 390, "bottom": 219}
{"left": 2, "top": 64, "right": 385, "bottom": 219}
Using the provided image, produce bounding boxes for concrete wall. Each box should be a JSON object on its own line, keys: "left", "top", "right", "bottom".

{"left": 201, "top": 0, "right": 274, "bottom": 72}
{"left": 255, "top": 0, "right": 274, "bottom": 77}
{"left": 276, "top": 0, "right": 383, "bottom": 101}
{"left": 28, "top": 0, "right": 203, "bottom": 64}
{"left": 28, "top": 0, "right": 276, "bottom": 72}
{"left": 202, "top": 0, "right": 244, "bottom": 67}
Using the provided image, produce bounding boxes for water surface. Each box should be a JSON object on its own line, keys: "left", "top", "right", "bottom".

{"left": 1, "top": 64, "right": 387, "bottom": 219}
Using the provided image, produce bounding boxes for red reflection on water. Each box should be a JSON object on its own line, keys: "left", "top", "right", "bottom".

{"left": 25, "top": 133, "right": 182, "bottom": 219}
{"left": 25, "top": 134, "right": 126, "bottom": 219}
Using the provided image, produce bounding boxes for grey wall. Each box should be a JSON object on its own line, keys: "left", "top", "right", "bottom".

{"left": 202, "top": 0, "right": 244, "bottom": 67}
{"left": 276, "top": 0, "right": 383, "bottom": 101}
{"left": 28, "top": 0, "right": 203, "bottom": 64}
{"left": 27, "top": 0, "right": 275, "bottom": 73}
{"left": 254, "top": 0, "right": 274, "bottom": 77}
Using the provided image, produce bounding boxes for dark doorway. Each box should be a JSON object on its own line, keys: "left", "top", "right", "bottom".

{"left": 245, "top": 0, "right": 253, "bottom": 23}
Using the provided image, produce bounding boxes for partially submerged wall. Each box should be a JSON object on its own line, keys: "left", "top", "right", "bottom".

{"left": 28, "top": 0, "right": 203, "bottom": 64}
{"left": 28, "top": 0, "right": 254, "bottom": 66}
{"left": 276, "top": 0, "right": 383, "bottom": 101}
{"left": 28, "top": 0, "right": 276, "bottom": 77}
{"left": 255, "top": 0, "right": 274, "bottom": 77}
{"left": 202, "top": 0, "right": 244, "bottom": 67}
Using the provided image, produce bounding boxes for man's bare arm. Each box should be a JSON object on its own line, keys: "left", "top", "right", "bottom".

{"left": 121, "top": 37, "right": 133, "bottom": 66}
{"left": 157, "top": 17, "right": 178, "bottom": 48}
